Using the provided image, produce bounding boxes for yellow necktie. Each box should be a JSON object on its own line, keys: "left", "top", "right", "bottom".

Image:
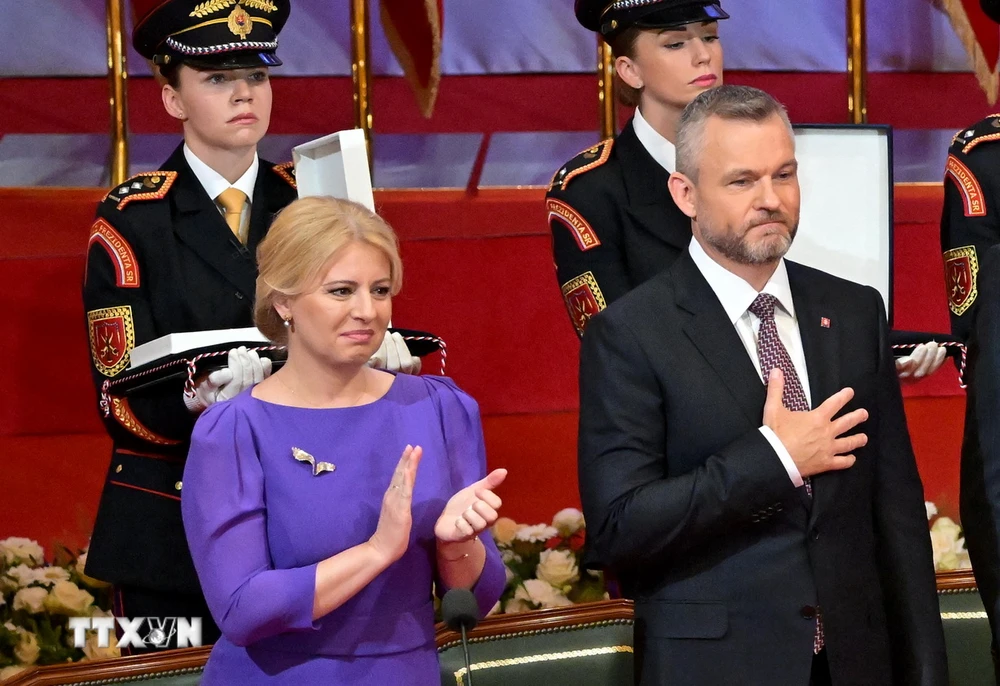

{"left": 216, "top": 188, "right": 248, "bottom": 243}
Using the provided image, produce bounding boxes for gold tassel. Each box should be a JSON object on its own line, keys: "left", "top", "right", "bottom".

{"left": 940, "top": 0, "right": 999, "bottom": 104}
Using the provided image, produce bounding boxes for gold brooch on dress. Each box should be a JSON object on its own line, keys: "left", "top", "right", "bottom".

{"left": 292, "top": 447, "right": 335, "bottom": 476}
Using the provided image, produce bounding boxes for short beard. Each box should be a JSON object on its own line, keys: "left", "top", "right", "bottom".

{"left": 701, "top": 212, "right": 798, "bottom": 266}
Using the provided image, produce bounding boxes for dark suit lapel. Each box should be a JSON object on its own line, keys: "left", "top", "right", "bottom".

{"left": 787, "top": 262, "right": 843, "bottom": 525}
{"left": 167, "top": 148, "right": 258, "bottom": 300}
{"left": 617, "top": 121, "right": 692, "bottom": 252}
{"left": 246, "top": 160, "right": 294, "bottom": 254}
{"left": 673, "top": 253, "right": 768, "bottom": 426}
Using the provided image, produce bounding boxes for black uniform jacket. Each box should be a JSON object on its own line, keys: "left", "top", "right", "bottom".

{"left": 941, "top": 115, "right": 1000, "bottom": 342}
{"left": 546, "top": 118, "right": 690, "bottom": 337}
{"left": 82, "top": 144, "right": 297, "bottom": 592}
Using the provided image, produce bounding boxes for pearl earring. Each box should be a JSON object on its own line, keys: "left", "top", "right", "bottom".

{"left": 283, "top": 316, "right": 292, "bottom": 328}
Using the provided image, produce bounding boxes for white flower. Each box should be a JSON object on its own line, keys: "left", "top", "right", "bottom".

{"left": 13, "top": 629, "right": 40, "bottom": 666}
{"left": 5, "top": 564, "right": 35, "bottom": 588}
{"left": 487, "top": 601, "right": 502, "bottom": 616}
{"left": 514, "top": 524, "right": 559, "bottom": 543}
{"left": 504, "top": 564, "right": 516, "bottom": 585}
{"left": 32, "top": 566, "right": 70, "bottom": 588}
{"left": 925, "top": 502, "right": 938, "bottom": 521}
{"left": 500, "top": 548, "right": 519, "bottom": 564}
{"left": 552, "top": 508, "right": 585, "bottom": 537}
{"left": 930, "top": 517, "right": 964, "bottom": 570}
{"left": 82, "top": 629, "right": 120, "bottom": 661}
{"left": 536, "top": 549, "right": 580, "bottom": 588}
{"left": 43, "top": 580, "right": 95, "bottom": 616}
{"left": 503, "top": 597, "right": 533, "bottom": 613}
{"left": 0, "top": 537, "right": 44, "bottom": 566}
{"left": 0, "top": 666, "right": 26, "bottom": 681}
{"left": 492, "top": 518, "right": 519, "bottom": 547}
{"left": 512, "top": 578, "right": 573, "bottom": 610}
{"left": 13, "top": 587, "right": 47, "bottom": 614}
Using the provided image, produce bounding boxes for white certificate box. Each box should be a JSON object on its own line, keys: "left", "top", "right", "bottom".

{"left": 292, "top": 129, "right": 375, "bottom": 211}
{"left": 787, "top": 125, "right": 894, "bottom": 323}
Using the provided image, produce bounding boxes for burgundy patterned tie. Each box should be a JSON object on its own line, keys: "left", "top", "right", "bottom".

{"left": 748, "top": 293, "right": 825, "bottom": 653}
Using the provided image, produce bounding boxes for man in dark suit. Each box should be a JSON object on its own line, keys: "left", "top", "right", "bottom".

{"left": 578, "top": 85, "right": 947, "bottom": 685}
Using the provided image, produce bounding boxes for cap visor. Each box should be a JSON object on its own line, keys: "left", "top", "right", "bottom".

{"left": 181, "top": 52, "right": 282, "bottom": 70}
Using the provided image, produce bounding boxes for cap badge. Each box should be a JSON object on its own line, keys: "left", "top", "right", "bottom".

{"left": 228, "top": 5, "right": 253, "bottom": 39}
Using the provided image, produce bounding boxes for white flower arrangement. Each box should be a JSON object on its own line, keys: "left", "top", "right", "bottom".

{"left": 491, "top": 509, "right": 609, "bottom": 613}
{"left": 925, "top": 501, "right": 972, "bottom": 572}
{"left": 0, "top": 537, "right": 117, "bottom": 676}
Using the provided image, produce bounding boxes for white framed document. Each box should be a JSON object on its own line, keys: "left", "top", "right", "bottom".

{"left": 292, "top": 129, "right": 375, "bottom": 211}
{"left": 787, "top": 125, "right": 894, "bottom": 323}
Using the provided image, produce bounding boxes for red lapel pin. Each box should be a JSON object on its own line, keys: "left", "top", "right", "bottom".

{"left": 820, "top": 317, "right": 831, "bottom": 328}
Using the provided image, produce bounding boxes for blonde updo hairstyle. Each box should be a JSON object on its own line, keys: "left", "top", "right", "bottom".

{"left": 254, "top": 196, "right": 403, "bottom": 346}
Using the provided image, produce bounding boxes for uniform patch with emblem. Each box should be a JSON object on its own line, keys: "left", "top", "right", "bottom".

{"left": 88, "top": 306, "right": 135, "bottom": 377}
{"left": 103, "top": 171, "right": 178, "bottom": 211}
{"left": 547, "top": 198, "right": 601, "bottom": 251}
{"left": 945, "top": 154, "right": 987, "bottom": 217}
{"left": 561, "top": 271, "right": 607, "bottom": 336}
{"left": 549, "top": 138, "right": 614, "bottom": 192}
{"left": 944, "top": 246, "right": 979, "bottom": 316}
{"left": 88, "top": 218, "right": 140, "bottom": 287}
{"left": 272, "top": 161, "right": 297, "bottom": 189}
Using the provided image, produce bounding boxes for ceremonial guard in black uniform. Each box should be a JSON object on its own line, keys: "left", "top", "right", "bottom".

{"left": 82, "top": 0, "right": 295, "bottom": 650}
{"left": 943, "top": 2, "right": 1000, "bottom": 674}
{"left": 547, "top": 0, "right": 727, "bottom": 337}
{"left": 941, "top": 116, "right": 1000, "bottom": 341}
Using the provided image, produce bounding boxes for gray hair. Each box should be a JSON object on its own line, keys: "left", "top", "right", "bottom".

{"left": 674, "top": 85, "right": 794, "bottom": 181}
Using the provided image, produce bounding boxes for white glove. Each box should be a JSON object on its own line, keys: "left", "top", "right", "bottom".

{"left": 184, "top": 346, "right": 272, "bottom": 413}
{"left": 368, "top": 332, "right": 421, "bottom": 375}
{"left": 895, "top": 341, "right": 947, "bottom": 382}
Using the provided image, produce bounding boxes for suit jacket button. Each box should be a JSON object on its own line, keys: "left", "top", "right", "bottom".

{"left": 115, "top": 464, "right": 122, "bottom": 473}
{"left": 801, "top": 605, "right": 817, "bottom": 619}
{"left": 174, "top": 481, "right": 183, "bottom": 491}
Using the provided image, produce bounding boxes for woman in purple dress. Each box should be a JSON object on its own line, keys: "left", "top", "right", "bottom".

{"left": 182, "top": 196, "right": 507, "bottom": 684}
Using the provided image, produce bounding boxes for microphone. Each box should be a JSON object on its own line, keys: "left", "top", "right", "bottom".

{"left": 442, "top": 588, "right": 479, "bottom": 686}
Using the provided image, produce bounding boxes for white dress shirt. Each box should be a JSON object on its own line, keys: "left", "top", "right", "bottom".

{"left": 632, "top": 106, "right": 677, "bottom": 173}
{"left": 688, "top": 237, "right": 809, "bottom": 487}
{"left": 184, "top": 144, "right": 259, "bottom": 241}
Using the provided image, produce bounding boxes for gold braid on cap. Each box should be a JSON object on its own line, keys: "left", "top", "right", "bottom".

{"left": 190, "top": 0, "right": 277, "bottom": 18}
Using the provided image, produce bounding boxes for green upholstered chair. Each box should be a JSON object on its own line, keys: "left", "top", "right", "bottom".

{"left": 2, "top": 646, "right": 209, "bottom": 686}
{"left": 937, "top": 570, "right": 994, "bottom": 685}
{"left": 436, "top": 599, "right": 634, "bottom": 686}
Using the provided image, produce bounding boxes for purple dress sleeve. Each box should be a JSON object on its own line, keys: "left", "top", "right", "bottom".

{"left": 182, "top": 399, "right": 319, "bottom": 647}
{"left": 426, "top": 377, "right": 507, "bottom": 618}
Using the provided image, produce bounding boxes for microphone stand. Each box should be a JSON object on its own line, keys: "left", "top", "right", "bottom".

{"left": 461, "top": 622, "right": 474, "bottom": 686}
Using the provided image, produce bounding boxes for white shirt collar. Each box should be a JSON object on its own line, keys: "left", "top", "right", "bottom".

{"left": 687, "top": 237, "right": 796, "bottom": 324}
{"left": 632, "top": 107, "right": 677, "bottom": 173}
{"left": 183, "top": 144, "right": 259, "bottom": 203}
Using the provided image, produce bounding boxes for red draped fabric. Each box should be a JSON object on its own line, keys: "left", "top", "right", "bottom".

{"left": 941, "top": 0, "right": 1000, "bottom": 103}
{"left": 380, "top": 0, "right": 443, "bottom": 118}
